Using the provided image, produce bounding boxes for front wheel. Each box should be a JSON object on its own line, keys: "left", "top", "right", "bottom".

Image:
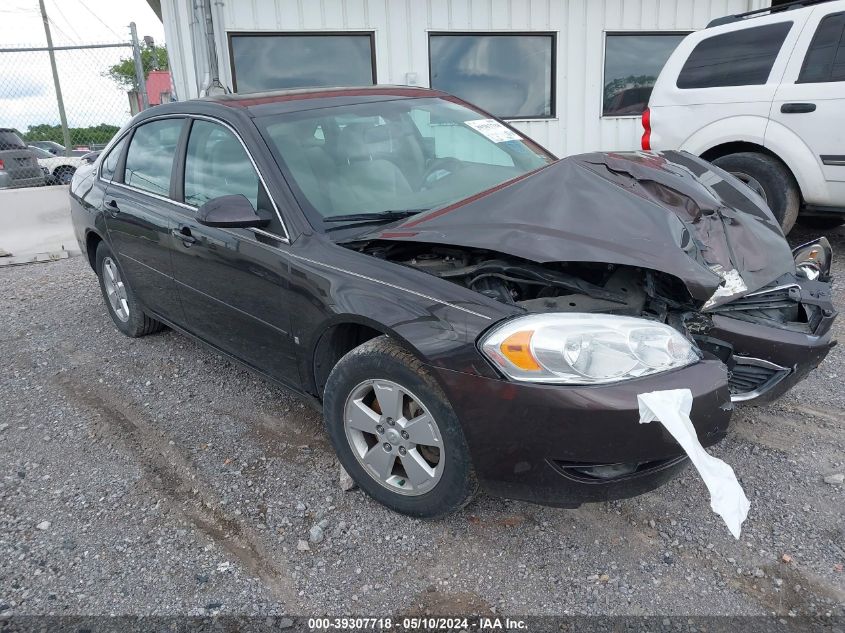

{"left": 55, "top": 166, "right": 75, "bottom": 185}
{"left": 323, "top": 336, "right": 477, "bottom": 517}
{"left": 712, "top": 152, "right": 800, "bottom": 234}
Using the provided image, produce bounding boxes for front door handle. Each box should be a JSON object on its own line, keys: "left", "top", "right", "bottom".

{"left": 781, "top": 102, "right": 816, "bottom": 114}
{"left": 171, "top": 226, "right": 197, "bottom": 246}
{"left": 106, "top": 199, "right": 120, "bottom": 216}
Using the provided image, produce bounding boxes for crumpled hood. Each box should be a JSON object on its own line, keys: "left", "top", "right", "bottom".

{"left": 360, "top": 150, "right": 796, "bottom": 307}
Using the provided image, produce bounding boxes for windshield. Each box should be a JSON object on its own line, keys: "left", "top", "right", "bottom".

{"left": 29, "top": 146, "right": 53, "bottom": 159}
{"left": 256, "top": 97, "right": 553, "bottom": 229}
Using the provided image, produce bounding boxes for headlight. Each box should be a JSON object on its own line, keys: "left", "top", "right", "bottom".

{"left": 792, "top": 236, "right": 831, "bottom": 281}
{"left": 479, "top": 313, "right": 700, "bottom": 384}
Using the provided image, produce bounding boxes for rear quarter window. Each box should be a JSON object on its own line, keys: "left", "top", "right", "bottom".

{"left": 677, "top": 22, "right": 793, "bottom": 89}
{"left": 0, "top": 130, "right": 26, "bottom": 150}
{"left": 798, "top": 11, "right": 845, "bottom": 83}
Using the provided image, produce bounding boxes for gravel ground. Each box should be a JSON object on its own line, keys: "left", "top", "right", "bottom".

{"left": 0, "top": 225, "right": 843, "bottom": 618}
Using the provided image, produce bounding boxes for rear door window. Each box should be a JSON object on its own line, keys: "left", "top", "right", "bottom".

{"left": 124, "top": 119, "right": 184, "bottom": 196}
{"left": 798, "top": 12, "right": 845, "bottom": 83}
{"left": 677, "top": 22, "right": 793, "bottom": 89}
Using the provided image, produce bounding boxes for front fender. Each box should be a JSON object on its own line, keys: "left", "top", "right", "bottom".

{"left": 287, "top": 236, "right": 514, "bottom": 394}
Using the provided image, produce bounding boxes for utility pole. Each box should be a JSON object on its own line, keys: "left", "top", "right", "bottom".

{"left": 130, "top": 22, "right": 149, "bottom": 110}
{"left": 38, "top": 0, "right": 71, "bottom": 156}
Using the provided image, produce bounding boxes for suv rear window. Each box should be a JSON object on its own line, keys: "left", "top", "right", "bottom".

{"left": 0, "top": 130, "right": 26, "bottom": 150}
{"left": 798, "top": 12, "right": 845, "bottom": 83}
{"left": 677, "top": 22, "right": 793, "bottom": 89}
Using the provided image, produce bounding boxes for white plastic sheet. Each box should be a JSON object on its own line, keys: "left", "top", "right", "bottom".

{"left": 637, "top": 389, "right": 750, "bottom": 539}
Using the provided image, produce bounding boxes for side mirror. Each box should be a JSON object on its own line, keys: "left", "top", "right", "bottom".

{"left": 196, "top": 194, "right": 270, "bottom": 229}
{"left": 792, "top": 236, "right": 832, "bottom": 282}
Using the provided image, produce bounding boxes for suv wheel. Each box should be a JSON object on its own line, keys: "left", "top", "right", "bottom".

{"left": 95, "top": 242, "right": 165, "bottom": 337}
{"left": 323, "top": 336, "right": 477, "bottom": 517}
{"left": 712, "top": 152, "right": 800, "bottom": 234}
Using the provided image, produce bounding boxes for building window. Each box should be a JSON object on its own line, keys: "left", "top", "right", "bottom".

{"left": 798, "top": 12, "right": 845, "bottom": 83}
{"left": 429, "top": 33, "right": 555, "bottom": 119}
{"left": 229, "top": 33, "right": 376, "bottom": 93}
{"left": 603, "top": 33, "right": 687, "bottom": 117}
{"left": 677, "top": 22, "right": 793, "bottom": 89}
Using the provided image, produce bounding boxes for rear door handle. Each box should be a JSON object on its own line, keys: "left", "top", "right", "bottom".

{"left": 171, "top": 226, "right": 197, "bottom": 246}
{"left": 781, "top": 103, "right": 816, "bottom": 114}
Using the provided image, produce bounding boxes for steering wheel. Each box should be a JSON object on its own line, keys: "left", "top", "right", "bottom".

{"left": 421, "top": 157, "right": 465, "bottom": 190}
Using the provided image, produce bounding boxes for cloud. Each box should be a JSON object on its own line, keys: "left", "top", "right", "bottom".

{"left": 0, "top": 73, "right": 48, "bottom": 99}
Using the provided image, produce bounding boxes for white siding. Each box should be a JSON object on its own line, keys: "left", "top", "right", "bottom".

{"left": 162, "top": 0, "right": 771, "bottom": 156}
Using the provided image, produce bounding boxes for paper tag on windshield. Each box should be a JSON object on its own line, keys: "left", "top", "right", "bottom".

{"left": 465, "top": 119, "right": 521, "bottom": 143}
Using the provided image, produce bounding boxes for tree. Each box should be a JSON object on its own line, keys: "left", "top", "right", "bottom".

{"left": 24, "top": 123, "right": 121, "bottom": 147}
{"left": 105, "top": 44, "right": 169, "bottom": 90}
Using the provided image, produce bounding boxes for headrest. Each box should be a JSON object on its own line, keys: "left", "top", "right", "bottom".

{"left": 336, "top": 122, "right": 394, "bottom": 162}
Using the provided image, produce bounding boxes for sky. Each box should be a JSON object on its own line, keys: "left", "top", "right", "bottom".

{"left": 0, "top": 0, "right": 166, "bottom": 135}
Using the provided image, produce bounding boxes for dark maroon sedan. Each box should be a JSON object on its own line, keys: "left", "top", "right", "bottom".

{"left": 69, "top": 86, "right": 836, "bottom": 516}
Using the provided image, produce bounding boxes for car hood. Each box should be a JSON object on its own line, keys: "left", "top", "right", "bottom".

{"left": 357, "top": 150, "right": 796, "bottom": 308}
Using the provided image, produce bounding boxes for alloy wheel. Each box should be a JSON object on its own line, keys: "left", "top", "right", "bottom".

{"left": 343, "top": 379, "right": 444, "bottom": 496}
{"left": 102, "top": 257, "right": 130, "bottom": 322}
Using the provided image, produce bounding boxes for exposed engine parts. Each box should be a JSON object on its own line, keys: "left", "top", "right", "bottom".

{"left": 357, "top": 242, "right": 690, "bottom": 319}
{"left": 353, "top": 241, "right": 827, "bottom": 338}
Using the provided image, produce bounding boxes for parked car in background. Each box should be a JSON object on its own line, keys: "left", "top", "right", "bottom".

{"left": 644, "top": 0, "right": 845, "bottom": 233}
{"left": 28, "top": 140, "right": 89, "bottom": 157}
{"left": 28, "top": 145, "right": 84, "bottom": 185}
{"left": 70, "top": 87, "right": 836, "bottom": 517}
{"left": 79, "top": 150, "right": 101, "bottom": 164}
{"left": 0, "top": 128, "right": 44, "bottom": 189}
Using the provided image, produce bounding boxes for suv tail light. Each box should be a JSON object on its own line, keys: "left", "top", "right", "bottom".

{"left": 0, "top": 158, "right": 5, "bottom": 170}
{"left": 641, "top": 107, "right": 651, "bottom": 151}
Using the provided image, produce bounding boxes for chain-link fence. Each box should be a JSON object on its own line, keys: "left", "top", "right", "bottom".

{"left": 0, "top": 36, "right": 163, "bottom": 187}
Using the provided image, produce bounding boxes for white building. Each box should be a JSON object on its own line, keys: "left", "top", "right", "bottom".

{"left": 154, "top": 0, "right": 774, "bottom": 157}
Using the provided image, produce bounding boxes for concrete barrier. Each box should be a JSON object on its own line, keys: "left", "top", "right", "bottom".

{"left": 0, "top": 185, "right": 80, "bottom": 266}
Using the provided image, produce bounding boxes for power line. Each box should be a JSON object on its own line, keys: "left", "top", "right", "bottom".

{"left": 49, "top": 0, "right": 84, "bottom": 44}
{"left": 73, "top": 0, "right": 123, "bottom": 40}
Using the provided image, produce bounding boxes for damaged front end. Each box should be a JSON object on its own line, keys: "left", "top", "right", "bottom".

{"left": 344, "top": 151, "right": 837, "bottom": 404}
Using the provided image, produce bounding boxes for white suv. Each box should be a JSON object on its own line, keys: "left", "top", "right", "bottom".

{"left": 644, "top": 0, "right": 845, "bottom": 233}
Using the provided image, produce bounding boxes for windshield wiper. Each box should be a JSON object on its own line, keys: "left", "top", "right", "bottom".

{"left": 323, "top": 209, "right": 428, "bottom": 224}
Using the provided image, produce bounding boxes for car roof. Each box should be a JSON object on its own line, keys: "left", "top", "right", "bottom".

{"left": 146, "top": 85, "right": 450, "bottom": 119}
{"left": 707, "top": 0, "right": 843, "bottom": 28}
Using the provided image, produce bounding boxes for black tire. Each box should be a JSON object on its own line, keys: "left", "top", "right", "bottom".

{"left": 323, "top": 336, "right": 477, "bottom": 517}
{"left": 95, "top": 241, "right": 165, "bottom": 338}
{"left": 55, "top": 166, "right": 75, "bottom": 185}
{"left": 712, "top": 152, "right": 800, "bottom": 234}
{"left": 796, "top": 216, "right": 845, "bottom": 231}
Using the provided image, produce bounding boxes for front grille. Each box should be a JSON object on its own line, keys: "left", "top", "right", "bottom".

{"left": 715, "top": 285, "right": 799, "bottom": 312}
{"left": 729, "top": 357, "right": 790, "bottom": 402}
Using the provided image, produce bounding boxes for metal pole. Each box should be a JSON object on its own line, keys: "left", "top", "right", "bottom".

{"left": 130, "top": 22, "right": 149, "bottom": 110}
{"left": 38, "top": 0, "right": 71, "bottom": 157}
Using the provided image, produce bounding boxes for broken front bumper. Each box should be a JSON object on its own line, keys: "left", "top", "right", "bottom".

{"left": 710, "top": 313, "right": 836, "bottom": 404}
{"left": 701, "top": 265, "right": 837, "bottom": 404}
{"left": 433, "top": 359, "right": 732, "bottom": 508}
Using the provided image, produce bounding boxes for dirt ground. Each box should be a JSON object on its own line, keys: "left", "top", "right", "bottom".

{"left": 0, "top": 225, "right": 843, "bottom": 618}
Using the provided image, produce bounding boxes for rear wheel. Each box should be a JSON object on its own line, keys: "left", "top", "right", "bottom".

{"left": 712, "top": 152, "right": 800, "bottom": 234}
{"left": 95, "top": 242, "right": 165, "bottom": 337}
{"left": 323, "top": 336, "right": 477, "bottom": 517}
